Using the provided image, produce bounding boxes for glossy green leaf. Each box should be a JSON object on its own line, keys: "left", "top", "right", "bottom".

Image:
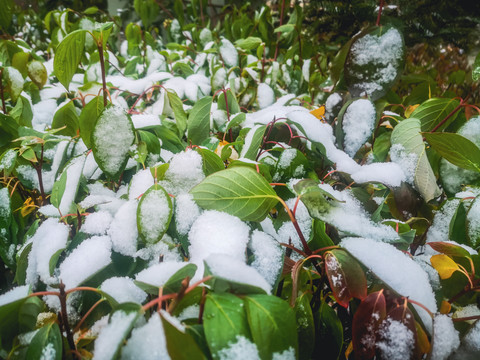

{"left": 391, "top": 118, "right": 441, "bottom": 202}
{"left": 27, "top": 60, "right": 48, "bottom": 89}
{"left": 195, "top": 147, "right": 224, "bottom": 175}
{"left": 235, "top": 37, "right": 263, "bottom": 50}
{"left": 53, "top": 29, "right": 88, "bottom": 90}
{"left": 190, "top": 166, "right": 278, "bottom": 222}
{"left": 225, "top": 112, "right": 246, "bottom": 133}
{"left": 12, "top": 51, "right": 29, "bottom": 77}
{"left": 314, "top": 300, "right": 343, "bottom": 360}
{"left": 135, "top": 263, "right": 197, "bottom": 295}
{"left": 244, "top": 294, "right": 298, "bottom": 359}
{"left": 239, "top": 125, "right": 266, "bottom": 160}
{"left": 324, "top": 249, "right": 367, "bottom": 308}
{"left": 4, "top": 66, "right": 24, "bottom": 102}
{"left": 26, "top": 322, "right": 62, "bottom": 360}
{"left": 79, "top": 95, "right": 104, "bottom": 149}
{"left": 167, "top": 90, "right": 187, "bottom": 135}
{"left": 18, "top": 296, "right": 43, "bottom": 333}
{"left": 134, "top": 0, "right": 160, "bottom": 28}
{"left": 91, "top": 105, "right": 135, "bottom": 180}
{"left": 204, "top": 293, "right": 252, "bottom": 359}
{"left": 188, "top": 96, "right": 212, "bottom": 145}
{"left": 161, "top": 312, "right": 207, "bottom": 360}
{"left": 0, "top": 285, "right": 30, "bottom": 349}
{"left": 137, "top": 184, "right": 173, "bottom": 244}
{"left": 51, "top": 101, "right": 79, "bottom": 136}
{"left": 10, "top": 95, "right": 33, "bottom": 127}
{"left": 295, "top": 294, "right": 315, "bottom": 360}
{"left": 424, "top": 132, "right": 480, "bottom": 172}
{"left": 411, "top": 97, "right": 459, "bottom": 132}
{"left": 50, "top": 169, "right": 67, "bottom": 209}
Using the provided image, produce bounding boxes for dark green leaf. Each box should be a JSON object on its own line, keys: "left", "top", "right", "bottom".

{"left": 244, "top": 294, "right": 298, "bottom": 359}
{"left": 51, "top": 101, "right": 79, "bottom": 136}
{"left": 26, "top": 322, "right": 62, "bottom": 360}
{"left": 295, "top": 294, "right": 315, "bottom": 360}
{"left": 424, "top": 132, "right": 480, "bottom": 172}
{"left": 188, "top": 96, "right": 212, "bottom": 145}
{"left": 50, "top": 169, "right": 67, "bottom": 209}
{"left": 240, "top": 125, "right": 266, "bottom": 160}
{"left": 54, "top": 29, "right": 88, "bottom": 90}
{"left": 218, "top": 89, "right": 240, "bottom": 115}
{"left": 134, "top": 0, "right": 159, "bottom": 28}
{"left": 0, "top": 285, "right": 30, "bottom": 349}
{"left": 204, "top": 293, "right": 251, "bottom": 359}
{"left": 10, "top": 95, "right": 32, "bottom": 127}
{"left": 195, "top": 147, "right": 224, "bottom": 175}
{"left": 191, "top": 166, "right": 278, "bottom": 222}
{"left": 79, "top": 96, "right": 104, "bottom": 149}
{"left": 314, "top": 300, "right": 343, "bottom": 360}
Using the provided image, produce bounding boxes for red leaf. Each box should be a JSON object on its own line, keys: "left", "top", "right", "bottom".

{"left": 324, "top": 249, "right": 367, "bottom": 308}
{"left": 352, "top": 290, "right": 387, "bottom": 359}
{"left": 427, "top": 241, "right": 471, "bottom": 258}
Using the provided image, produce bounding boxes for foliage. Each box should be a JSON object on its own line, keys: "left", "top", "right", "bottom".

{"left": 0, "top": 1, "right": 480, "bottom": 360}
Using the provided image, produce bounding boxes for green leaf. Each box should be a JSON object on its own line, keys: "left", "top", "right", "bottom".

{"left": 138, "top": 129, "right": 161, "bottom": 154}
{"left": 53, "top": 29, "right": 88, "bottom": 90}
{"left": 18, "top": 296, "right": 43, "bottom": 333}
{"left": 167, "top": 90, "right": 187, "bottom": 135}
{"left": 161, "top": 312, "right": 207, "bottom": 360}
{"left": 135, "top": 263, "right": 197, "bottom": 295}
{"left": 225, "top": 113, "right": 246, "bottom": 133}
{"left": 218, "top": 89, "right": 240, "bottom": 115}
{"left": 472, "top": 52, "right": 480, "bottom": 82}
{"left": 50, "top": 169, "right": 67, "bottom": 209}
{"left": 91, "top": 106, "right": 135, "bottom": 180}
{"left": 427, "top": 241, "right": 471, "bottom": 258}
{"left": 79, "top": 95, "right": 104, "bottom": 149}
{"left": 0, "top": 285, "right": 30, "bottom": 349}
{"left": 204, "top": 293, "right": 252, "bottom": 359}
{"left": 424, "top": 132, "right": 480, "bottom": 172}
{"left": 4, "top": 66, "right": 24, "bottom": 102}
{"left": 51, "top": 101, "right": 79, "bottom": 136}
{"left": 294, "top": 179, "right": 341, "bottom": 219}
{"left": 314, "top": 300, "right": 343, "bottom": 360}
{"left": 390, "top": 118, "right": 441, "bottom": 202}
{"left": 134, "top": 0, "right": 160, "bottom": 28}
{"left": 411, "top": 98, "right": 460, "bottom": 132}
{"left": 239, "top": 125, "right": 266, "bottom": 160}
{"left": 188, "top": 96, "right": 212, "bottom": 145}
{"left": 295, "top": 294, "right": 315, "bottom": 360}
{"left": 190, "top": 166, "right": 278, "bottom": 222}
{"left": 235, "top": 37, "right": 263, "bottom": 50}
{"left": 0, "top": 0, "right": 13, "bottom": 31}
{"left": 27, "top": 60, "right": 48, "bottom": 89}
{"left": 84, "top": 6, "right": 99, "bottom": 15}
{"left": 244, "top": 294, "right": 298, "bottom": 359}
{"left": 195, "top": 147, "right": 225, "bottom": 175}
{"left": 10, "top": 95, "right": 33, "bottom": 127}
{"left": 137, "top": 184, "right": 173, "bottom": 244}
{"left": 274, "top": 24, "right": 295, "bottom": 34}
{"left": 324, "top": 249, "right": 367, "bottom": 308}
{"left": 26, "top": 322, "right": 62, "bottom": 360}
{"left": 12, "top": 51, "right": 29, "bottom": 77}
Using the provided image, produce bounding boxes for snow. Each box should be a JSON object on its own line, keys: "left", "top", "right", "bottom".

{"left": 389, "top": 144, "right": 417, "bottom": 185}
{"left": 376, "top": 318, "right": 414, "bottom": 360}
{"left": 0, "top": 187, "right": 11, "bottom": 220}
{"left": 174, "top": 193, "right": 201, "bottom": 236}
{"left": 135, "top": 261, "right": 187, "bottom": 287}
{"left": 100, "top": 277, "right": 147, "bottom": 304}
{"left": 431, "top": 314, "right": 460, "bottom": 360}
{"left": 57, "top": 154, "right": 86, "bottom": 215}
{"left": 249, "top": 230, "right": 283, "bottom": 286}
{"left": 59, "top": 235, "right": 112, "bottom": 289}
{"left": 129, "top": 169, "right": 155, "bottom": 200}
{"left": 205, "top": 254, "right": 271, "bottom": 294}
{"left": 40, "top": 342, "right": 56, "bottom": 360}
{"left": 325, "top": 93, "right": 342, "bottom": 119}
{"left": 92, "top": 106, "right": 135, "bottom": 176}
{"left": 26, "top": 218, "right": 69, "bottom": 286}
{"left": 0, "top": 285, "right": 29, "bottom": 306}
{"left": 121, "top": 313, "right": 170, "bottom": 360}
{"left": 219, "top": 38, "right": 238, "bottom": 68}
{"left": 467, "top": 198, "right": 480, "bottom": 245}
{"left": 257, "top": 83, "right": 275, "bottom": 109}
{"left": 131, "top": 114, "right": 161, "bottom": 129}
{"left": 218, "top": 336, "right": 260, "bottom": 360}
{"left": 340, "top": 237, "right": 437, "bottom": 331}
{"left": 93, "top": 310, "right": 138, "bottom": 360}
{"left": 0, "top": 149, "right": 16, "bottom": 172}
{"left": 342, "top": 99, "right": 376, "bottom": 157}
{"left": 138, "top": 187, "right": 171, "bottom": 243}
{"left": 160, "top": 149, "right": 205, "bottom": 195}
{"left": 177, "top": 304, "right": 200, "bottom": 321}
{"left": 272, "top": 348, "right": 296, "bottom": 360}
{"left": 82, "top": 211, "right": 113, "bottom": 235}
{"left": 188, "top": 210, "right": 250, "bottom": 265}
{"left": 107, "top": 200, "right": 139, "bottom": 256}
{"left": 425, "top": 199, "right": 461, "bottom": 248}
{"left": 240, "top": 125, "right": 264, "bottom": 159}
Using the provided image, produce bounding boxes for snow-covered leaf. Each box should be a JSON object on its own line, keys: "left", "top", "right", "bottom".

{"left": 137, "top": 184, "right": 172, "bottom": 244}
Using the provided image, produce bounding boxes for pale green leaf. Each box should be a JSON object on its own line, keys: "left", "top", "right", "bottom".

{"left": 410, "top": 97, "right": 459, "bottom": 132}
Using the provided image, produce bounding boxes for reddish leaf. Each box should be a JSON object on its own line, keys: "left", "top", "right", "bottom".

{"left": 352, "top": 290, "right": 387, "bottom": 359}
{"left": 324, "top": 249, "right": 367, "bottom": 308}
{"left": 427, "top": 241, "right": 471, "bottom": 258}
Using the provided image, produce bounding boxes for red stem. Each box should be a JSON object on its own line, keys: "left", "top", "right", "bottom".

{"left": 376, "top": 0, "right": 384, "bottom": 26}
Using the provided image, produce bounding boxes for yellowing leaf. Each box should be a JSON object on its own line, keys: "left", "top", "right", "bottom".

{"left": 405, "top": 104, "right": 419, "bottom": 118}
{"left": 430, "top": 254, "right": 460, "bottom": 279}
{"left": 20, "top": 197, "right": 37, "bottom": 217}
{"left": 310, "top": 105, "right": 326, "bottom": 120}
{"left": 440, "top": 300, "right": 451, "bottom": 314}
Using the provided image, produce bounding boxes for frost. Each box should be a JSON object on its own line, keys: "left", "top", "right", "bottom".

{"left": 0, "top": 187, "right": 11, "bottom": 220}
{"left": 39, "top": 342, "right": 56, "bottom": 360}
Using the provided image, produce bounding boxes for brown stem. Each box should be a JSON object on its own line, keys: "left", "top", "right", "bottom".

{"left": 167, "top": 277, "right": 190, "bottom": 314}
{"left": 453, "top": 315, "right": 480, "bottom": 322}
{"left": 199, "top": 0, "right": 205, "bottom": 27}
{"left": 198, "top": 287, "right": 207, "bottom": 324}
{"left": 97, "top": 40, "right": 108, "bottom": 107}
{"left": 0, "top": 68, "right": 6, "bottom": 113}
{"left": 59, "top": 281, "right": 77, "bottom": 357}
{"left": 376, "top": 0, "right": 384, "bottom": 26}
{"left": 34, "top": 144, "right": 46, "bottom": 206}
{"left": 154, "top": 0, "right": 174, "bottom": 19}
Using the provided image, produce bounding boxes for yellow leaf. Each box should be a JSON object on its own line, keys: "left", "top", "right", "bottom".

{"left": 310, "top": 105, "right": 326, "bottom": 120}
{"left": 405, "top": 104, "right": 419, "bottom": 118}
{"left": 345, "top": 341, "right": 354, "bottom": 359}
{"left": 415, "top": 321, "right": 431, "bottom": 354}
{"left": 440, "top": 300, "right": 451, "bottom": 314}
{"left": 430, "top": 254, "right": 460, "bottom": 279}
